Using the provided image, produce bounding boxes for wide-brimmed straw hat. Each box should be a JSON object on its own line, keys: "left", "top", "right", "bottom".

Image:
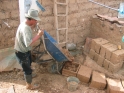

{"left": 25, "top": 9, "right": 40, "bottom": 21}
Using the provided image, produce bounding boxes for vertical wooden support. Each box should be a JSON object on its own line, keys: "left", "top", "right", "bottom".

{"left": 54, "top": 0, "right": 68, "bottom": 45}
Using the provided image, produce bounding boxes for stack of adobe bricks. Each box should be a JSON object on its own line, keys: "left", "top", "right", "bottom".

{"left": 62, "top": 59, "right": 124, "bottom": 92}
{"left": 88, "top": 38, "right": 124, "bottom": 73}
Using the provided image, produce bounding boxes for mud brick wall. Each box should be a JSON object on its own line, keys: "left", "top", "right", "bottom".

{"left": 89, "top": 38, "right": 124, "bottom": 73}
{"left": 90, "top": 17, "right": 124, "bottom": 49}
{"left": 0, "top": 0, "right": 19, "bottom": 49}
{"left": 0, "top": 0, "right": 121, "bottom": 49}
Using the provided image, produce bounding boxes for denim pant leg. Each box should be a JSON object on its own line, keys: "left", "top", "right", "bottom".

{"left": 15, "top": 51, "right": 32, "bottom": 75}
{"left": 29, "top": 51, "right": 32, "bottom": 66}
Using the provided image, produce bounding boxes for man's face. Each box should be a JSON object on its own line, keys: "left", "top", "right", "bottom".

{"left": 29, "top": 19, "right": 38, "bottom": 29}
{"left": 31, "top": 19, "right": 37, "bottom": 26}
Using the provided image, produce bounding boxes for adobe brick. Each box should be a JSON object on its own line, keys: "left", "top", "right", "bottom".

{"left": 92, "top": 3, "right": 100, "bottom": 8}
{"left": 90, "top": 38, "right": 109, "bottom": 54}
{"left": 69, "top": 0, "right": 76, "bottom": 3}
{"left": 42, "top": 0, "right": 53, "bottom": 6}
{"left": 108, "top": 62, "right": 123, "bottom": 73}
{"left": 100, "top": 43, "right": 112, "bottom": 58}
{"left": 103, "top": 59, "right": 110, "bottom": 70}
{"left": 89, "top": 71, "right": 106, "bottom": 90}
{"left": 90, "top": 39, "right": 96, "bottom": 50}
{"left": 95, "top": 45, "right": 101, "bottom": 54}
{"left": 43, "top": 23, "right": 54, "bottom": 31}
{"left": 42, "top": 6, "right": 53, "bottom": 16}
{"left": 45, "top": 16, "right": 54, "bottom": 24}
{"left": 8, "top": 19, "right": 19, "bottom": 28}
{"left": 4, "top": 11, "right": 11, "bottom": 19}
{"left": 69, "top": 4, "right": 78, "bottom": 13}
{"left": 13, "top": 20, "right": 20, "bottom": 28}
{"left": 77, "top": 0, "right": 87, "bottom": 3}
{"left": 11, "top": 10, "right": 19, "bottom": 18}
{"left": 99, "top": 7, "right": 109, "bottom": 14}
{"left": 68, "top": 27, "right": 76, "bottom": 33}
{"left": 0, "top": 12, "right": 5, "bottom": 19}
{"left": 77, "top": 65, "right": 92, "bottom": 83}
{"left": 110, "top": 49, "right": 124, "bottom": 64}
{"left": 105, "top": 44, "right": 117, "bottom": 61}
{"left": 94, "top": 38, "right": 109, "bottom": 54}
{"left": 68, "top": 13, "right": 81, "bottom": 20}
{"left": 80, "top": 2, "right": 92, "bottom": 10}
{"left": 2, "top": 1, "right": 13, "bottom": 10}
{"left": 91, "top": 38, "right": 107, "bottom": 51}
{"left": 79, "top": 11, "right": 88, "bottom": 17}
{"left": 94, "top": 52, "right": 99, "bottom": 62}
{"left": 12, "top": 0, "right": 19, "bottom": 9}
{"left": 84, "top": 37, "right": 92, "bottom": 54}
{"left": 88, "top": 49, "right": 95, "bottom": 60}
{"left": 107, "top": 78, "right": 124, "bottom": 93}
{"left": 67, "top": 34, "right": 74, "bottom": 42}
{"left": 69, "top": 19, "right": 78, "bottom": 26}
{"left": 121, "top": 80, "right": 124, "bottom": 88}
{"left": 97, "top": 55, "right": 105, "bottom": 66}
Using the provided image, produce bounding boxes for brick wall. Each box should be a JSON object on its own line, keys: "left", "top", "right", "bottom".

{"left": 90, "top": 17, "right": 124, "bottom": 49}
{"left": 0, "top": 0, "right": 121, "bottom": 49}
{"left": 0, "top": 0, "right": 19, "bottom": 49}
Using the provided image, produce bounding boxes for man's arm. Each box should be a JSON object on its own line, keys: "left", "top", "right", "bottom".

{"left": 30, "top": 29, "right": 44, "bottom": 46}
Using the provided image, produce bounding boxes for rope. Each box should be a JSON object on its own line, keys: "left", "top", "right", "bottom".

{"left": 89, "top": 0, "right": 119, "bottom": 11}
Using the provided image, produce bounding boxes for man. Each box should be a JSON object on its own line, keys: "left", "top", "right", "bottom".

{"left": 14, "top": 9, "right": 43, "bottom": 90}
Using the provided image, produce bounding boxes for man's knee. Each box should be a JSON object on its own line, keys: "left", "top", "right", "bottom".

{"left": 22, "top": 63, "right": 32, "bottom": 75}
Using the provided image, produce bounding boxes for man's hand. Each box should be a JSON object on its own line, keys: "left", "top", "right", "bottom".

{"left": 37, "top": 29, "right": 44, "bottom": 36}
{"left": 30, "top": 29, "right": 44, "bottom": 46}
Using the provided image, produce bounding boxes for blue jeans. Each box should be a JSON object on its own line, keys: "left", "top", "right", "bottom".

{"left": 15, "top": 51, "right": 32, "bottom": 75}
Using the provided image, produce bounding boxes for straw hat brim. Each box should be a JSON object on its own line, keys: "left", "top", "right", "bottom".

{"left": 25, "top": 14, "right": 41, "bottom": 21}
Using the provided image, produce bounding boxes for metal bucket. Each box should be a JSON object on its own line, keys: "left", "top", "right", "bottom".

{"left": 66, "top": 43, "right": 76, "bottom": 51}
{"left": 67, "top": 76, "right": 80, "bottom": 92}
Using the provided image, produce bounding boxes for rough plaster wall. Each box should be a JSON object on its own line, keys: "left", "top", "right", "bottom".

{"left": 90, "top": 17, "right": 124, "bottom": 48}
{"left": 0, "top": 0, "right": 121, "bottom": 49}
{"left": 0, "top": 0, "right": 19, "bottom": 49}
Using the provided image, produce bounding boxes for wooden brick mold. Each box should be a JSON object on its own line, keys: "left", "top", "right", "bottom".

{"left": 62, "top": 62, "right": 81, "bottom": 77}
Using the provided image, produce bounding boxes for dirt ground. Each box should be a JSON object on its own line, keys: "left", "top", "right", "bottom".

{"left": 0, "top": 70, "right": 106, "bottom": 93}
{"left": 0, "top": 51, "right": 108, "bottom": 93}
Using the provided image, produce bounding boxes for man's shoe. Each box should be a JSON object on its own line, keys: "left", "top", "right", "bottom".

{"left": 26, "top": 83, "right": 40, "bottom": 90}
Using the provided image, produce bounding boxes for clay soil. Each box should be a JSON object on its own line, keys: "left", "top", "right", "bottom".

{"left": 0, "top": 53, "right": 107, "bottom": 93}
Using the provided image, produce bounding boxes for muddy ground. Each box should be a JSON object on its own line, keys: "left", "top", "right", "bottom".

{"left": 1, "top": 51, "right": 124, "bottom": 93}
{"left": 2, "top": 48, "right": 124, "bottom": 93}
{"left": 0, "top": 69, "right": 106, "bottom": 93}
{"left": 0, "top": 50, "right": 108, "bottom": 93}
